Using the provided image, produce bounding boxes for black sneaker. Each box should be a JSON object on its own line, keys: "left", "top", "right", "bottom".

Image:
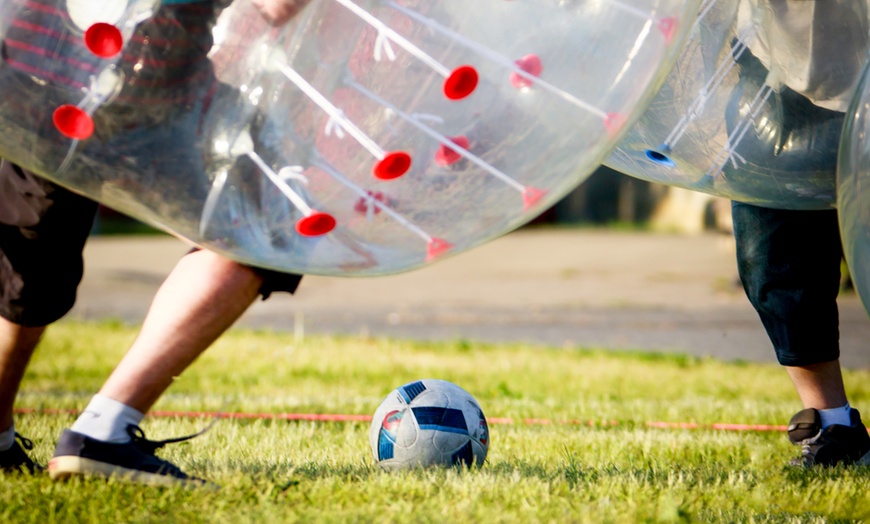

{"left": 0, "top": 433, "right": 41, "bottom": 474}
{"left": 787, "top": 408, "right": 870, "bottom": 467}
{"left": 48, "top": 425, "right": 208, "bottom": 486}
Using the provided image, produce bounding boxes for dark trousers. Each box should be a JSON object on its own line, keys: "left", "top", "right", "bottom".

{"left": 732, "top": 201, "right": 842, "bottom": 366}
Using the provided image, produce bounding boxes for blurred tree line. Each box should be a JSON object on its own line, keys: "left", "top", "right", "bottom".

{"left": 93, "top": 165, "right": 731, "bottom": 236}
{"left": 530, "top": 166, "right": 731, "bottom": 234}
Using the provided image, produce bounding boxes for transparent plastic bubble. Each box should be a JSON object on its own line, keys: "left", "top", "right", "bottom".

{"left": 0, "top": 0, "right": 696, "bottom": 275}
{"left": 606, "top": 0, "right": 869, "bottom": 210}
{"left": 837, "top": 55, "right": 870, "bottom": 318}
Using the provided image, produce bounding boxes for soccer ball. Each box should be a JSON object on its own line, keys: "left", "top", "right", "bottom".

{"left": 369, "top": 379, "right": 489, "bottom": 470}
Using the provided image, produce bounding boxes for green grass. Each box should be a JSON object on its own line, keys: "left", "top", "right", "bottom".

{"left": 4, "top": 320, "right": 870, "bottom": 523}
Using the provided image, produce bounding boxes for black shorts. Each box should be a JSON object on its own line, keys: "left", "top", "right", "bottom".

{"left": 732, "top": 201, "right": 842, "bottom": 366}
{"left": 0, "top": 161, "right": 302, "bottom": 326}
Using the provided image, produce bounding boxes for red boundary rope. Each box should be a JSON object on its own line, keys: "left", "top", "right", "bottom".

{"left": 14, "top": 408, "right": 788, "bottom": 432}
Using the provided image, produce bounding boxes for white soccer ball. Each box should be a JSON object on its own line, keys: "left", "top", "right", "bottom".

{"left": 369, "top": 379, "right": 489, "bottom": 470}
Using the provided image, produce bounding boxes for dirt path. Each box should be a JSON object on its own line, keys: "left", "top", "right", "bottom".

{"left": 70, "top": 229, "right": 870, "bottom": 369}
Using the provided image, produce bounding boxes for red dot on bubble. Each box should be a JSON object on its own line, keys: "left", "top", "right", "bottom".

{"left": 522, "top": 186, "right": 547, "bottom": 210}
{"left": 295, "top": 211, "right": 336, "bottom": 237}
{"left": 52, "top": 105, "right": 94, "bottom": 140}
{"left": 604, "top": 112, "right": 627, "bottom": 137}
{"left": 373, "top": 152, "right": 412, "bottom": 180}
{"left": 426, "top": 237, "right": 453, "bottom": 262}
{"left": 443, "top": 66, "right": 478, "bottom": 100}
{"left": 510, "top": 54, "right": 543, "bottom": 89}
{"left": 354, "top": 191, "right": 388, "bottom": 215}
{"left": 435, "top": 136, "right": 470, "bottom": 166}
{"left": 85, "top": 23, "right": 123, "bottom": 58}
{"left": 658, "top": 16, "right": 678, "bottom": 44}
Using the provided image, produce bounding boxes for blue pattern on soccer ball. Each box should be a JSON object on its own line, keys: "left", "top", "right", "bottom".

{"left": 412, "top": 406, "right": 469, "bottom": 435}
{"left": 377, "top": 409, "right": 404, "bottom": 460}
{"left": 400, "top": 381, "right": 427, "bottom": 403}
{"left": 451, "top": 441, "right": 474, "bottom": 467}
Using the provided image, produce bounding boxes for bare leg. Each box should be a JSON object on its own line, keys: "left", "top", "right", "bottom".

{"left": 98, "top": 250, "right": 263, "bottom": 413}
{"left": 786, "top": 360, "right": 848, "bottom": 410}
{"left": 0, "top": 319, "right": 45, "bottom": 430}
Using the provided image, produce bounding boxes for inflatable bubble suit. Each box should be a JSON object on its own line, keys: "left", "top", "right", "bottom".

{"left": 838, "top": 54, "right": 870, "bottom": 318}
{"left": 606, "top": 0, "right": 869, "bottom": 210}
{"left": 0, "top": 0, "right": 697, "bottom": 275}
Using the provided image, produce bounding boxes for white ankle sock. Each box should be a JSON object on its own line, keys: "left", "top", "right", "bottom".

{"left": 0, "top": 424, "right": 15, "bottom": 451}
{"left": 70, "top": 394, "right": 145, "bottom": 443}
{"left": 818, "top": 403, "right": 852, "bottom": 429}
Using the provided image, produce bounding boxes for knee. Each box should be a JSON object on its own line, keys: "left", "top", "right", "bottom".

{"left": 180, "top": 249, "right": 264, "bottom": 288}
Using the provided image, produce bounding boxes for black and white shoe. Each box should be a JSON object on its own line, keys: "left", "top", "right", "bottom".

{"left": 788, "top": 408, "right": 870, "bottom": 468}
{"left": 49, "top": 425, "right": 208, "bottom": 486}
{"left": 0, "top": 433, "right": 41, "bottom": 474}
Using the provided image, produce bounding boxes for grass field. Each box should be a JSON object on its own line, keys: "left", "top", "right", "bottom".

{"left": 3, "top": 320, "right": 870, "bottom": 523}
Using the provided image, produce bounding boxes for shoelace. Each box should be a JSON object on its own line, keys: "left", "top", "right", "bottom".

{"left": 795, "top": 430, "right": 826, "bottom": 466}
{"left": 125, "top": 421, "right": 216, "bottom": 456}
{"left": 11, "top": 433, "right": 41, "bottom": 472}
{"left": 800, "top": 429, "right": 823, "bottom": 447}
{"left": 14, "top": 433, "right": 34, "bottom": 452}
